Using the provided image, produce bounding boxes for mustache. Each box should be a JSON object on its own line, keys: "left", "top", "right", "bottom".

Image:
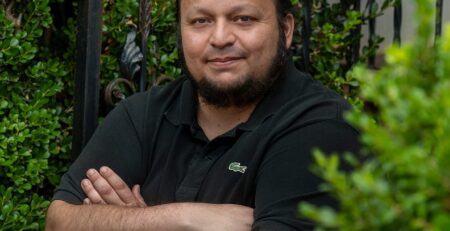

{"left": 202, "top": 47, "right": 247, "bottom": 61}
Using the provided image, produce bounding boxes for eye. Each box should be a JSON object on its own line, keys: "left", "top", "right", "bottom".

{"left": 191, "top": 18, "right": 212, "bottom": 25}
{"left": 234, "top": 16, "right": 255, "bottom": 24}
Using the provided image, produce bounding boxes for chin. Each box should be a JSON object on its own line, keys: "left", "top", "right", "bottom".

{"left": 205, "top": 73, "right": 250, "bottom": 88}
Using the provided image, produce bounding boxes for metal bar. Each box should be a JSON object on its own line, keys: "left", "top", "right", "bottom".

{"left": 351, "top": 0, "right": 361, "bottom": 65}
{"left": 139, "top": 37, "right": 148, "bottom": 92}
{"left": 72, "top": 0, "right": 102, "bottom": 160}
{"left": 435, "top": 0, "right": 443, "bottom": 38}
{"left": 302, "top": 0, "right": 311, "bottom": 73}
{"left": 138, "top": 0, "right": 149, "bottom": 92}
{"left": 368, "top": 0, "right": 376, "bottom": 67}
{"left": 393, "top": 0, "right": 402, "bottom": 44}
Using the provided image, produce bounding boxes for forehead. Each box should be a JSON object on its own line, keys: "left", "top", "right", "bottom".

{"left": 179, "top": 0, "right": 277, "bottom": 16}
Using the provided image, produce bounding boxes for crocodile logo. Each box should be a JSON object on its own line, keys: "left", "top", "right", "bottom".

{"left": 228, "top": 162, "right": 247, "bottom": 174}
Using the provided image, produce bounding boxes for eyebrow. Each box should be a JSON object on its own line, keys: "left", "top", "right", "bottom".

{"left": 228, "top": 4, "right": 262, "bottom": 15}
{"left": 184, "top": 3, "right": 263, "bottom": 18}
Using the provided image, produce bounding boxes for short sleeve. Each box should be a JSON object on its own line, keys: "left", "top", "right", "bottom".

{"left": 252, "top": 120, "right": 360, "bottom": 230}
{"left": 52, "top": 97, "right": 147, "bottom": 204}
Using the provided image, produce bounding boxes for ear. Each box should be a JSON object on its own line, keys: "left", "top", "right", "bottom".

{"left": 283, "top": 13, "right": 295, "bottom": 49}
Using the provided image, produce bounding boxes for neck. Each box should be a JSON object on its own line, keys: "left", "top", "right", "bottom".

{"left": 197, "top": 97, "right": 258, "bottom": 140}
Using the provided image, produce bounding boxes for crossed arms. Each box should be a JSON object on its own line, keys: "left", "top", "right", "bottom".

{"left": 45, "top": 166, "right": 253, "bottom": 231}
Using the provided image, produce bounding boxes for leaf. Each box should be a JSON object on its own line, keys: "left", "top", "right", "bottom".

{"left": 9, "top": 38, "right": 19, "bottom": 47}
{"left": 0, "top": 100, "right": 8, "bottom": 109}
{"left": 370, "top": 1, "right": 379, "bottom": 16}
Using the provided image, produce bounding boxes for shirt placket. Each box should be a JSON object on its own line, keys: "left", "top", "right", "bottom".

{"left": 175, "top": 142, "right": 222, "bottom": 202}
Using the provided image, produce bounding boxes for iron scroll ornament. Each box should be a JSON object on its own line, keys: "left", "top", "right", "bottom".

{"left": 104, "top": 29, "right": 175, "bottom": 107}
{"left": 120, "top": 29, "right": 143, "bottom": 81}
{"left": 104, "top": 29, "right": 141, "bottom": 106}
{"left": 104, "top": 0, "right": 174, "bottom": 107}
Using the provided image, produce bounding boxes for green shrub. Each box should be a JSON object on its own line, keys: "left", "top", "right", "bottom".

{"left": 0, "top": 0, "right": 72, "bottom": 229}
{"left": 292, "top": 0, "right": 396, "bottom": 105}
{"left": 300, "top": 0, "right": 450, "bottom": 230}
{"left": 98, "top": 0, "right": 179, "bottom": 91}
{"left": 0, "top": 0, "right": 179, "bottom": 228}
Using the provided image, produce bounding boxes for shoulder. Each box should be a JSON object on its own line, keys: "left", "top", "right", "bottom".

{"left": 270, "top": 67, "right": 352, "bottom": 131}
{"left": 254, "top": 64, "right": 360, "bottom": 154}
{"left": 105, "top": 76, "right": 189, "bottom": 131}
{"left": 120, "top": 76, "right": 188, "bottom": 110}
{"left": 114, "top": 76, "right": 189, "bottom": 119}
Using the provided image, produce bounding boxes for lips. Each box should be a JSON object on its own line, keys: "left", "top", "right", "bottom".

{"left": 208, "top": 57, "right": 242, "bottom": 62}
{"left": 207, "top": 56, "right": 244, "bottom": 68}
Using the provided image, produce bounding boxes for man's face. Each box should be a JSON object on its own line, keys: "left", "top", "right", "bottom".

{"left": 179, "top": 0, "right": 293, "bottom": 107}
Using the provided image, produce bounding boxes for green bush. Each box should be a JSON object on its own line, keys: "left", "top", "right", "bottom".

{"left": 0, "top": 0, "right": 72, "bottom": 229}
{"left": 300, "top": 0, "right": 450, "bottom": 230}
{"left": 0, "top": 0, "right": 179, "bottom": 229}
{"left": 292, "top": 0, "right": 396, "bottom": 105}
{"left": 98, "top": 0, "right": 179, "bottom": 92}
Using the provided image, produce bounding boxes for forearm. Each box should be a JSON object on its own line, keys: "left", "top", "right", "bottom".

{"left": 45, "top": 200, "right": 188, "bottom": 231}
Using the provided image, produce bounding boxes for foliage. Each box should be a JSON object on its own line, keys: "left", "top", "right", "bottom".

{"left": 0, "top": 0, "right": 179, "bottom": 228}
{"left": 64, "top": 0, "right": 181, "bottom": 113}
{"left": 292, "top": 0, "right": 397, "bottom": 105}
{"left": 300, "top": 0, "right": 450, "bottom": 230}
{"left": 0, "top": 0, "right": 72, "bottom": 229}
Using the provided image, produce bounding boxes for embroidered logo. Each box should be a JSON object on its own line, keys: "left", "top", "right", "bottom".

{"left": 228, "top": 162, "right": 247, "bottom": 174}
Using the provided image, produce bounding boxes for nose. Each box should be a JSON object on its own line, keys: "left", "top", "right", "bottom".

{"left": 210, "top": 19, "right": 235, "bottom": 49}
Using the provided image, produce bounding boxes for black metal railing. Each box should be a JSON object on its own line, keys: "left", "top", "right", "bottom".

{"left": 72, "top": 0, "right": 445, "bottom": 159}
{"left": 72, "top": 0, "right": 102, "bottom": 159}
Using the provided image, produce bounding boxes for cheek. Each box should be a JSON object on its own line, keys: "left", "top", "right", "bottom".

{"left": 181, "top": 31, "right": 207, "bottom": 59}
{"left": 240, "top": 30, "right": 278, "bottom": 55}
{"left": 241, "top": 32, "right": 278, "bottom": 66}
{"left": 181, "top": 31, "right": 206, "bottom": 77}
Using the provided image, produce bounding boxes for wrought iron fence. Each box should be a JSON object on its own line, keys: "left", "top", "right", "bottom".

{"left": 72, "top": 0, "right": 445, "bottom": 159}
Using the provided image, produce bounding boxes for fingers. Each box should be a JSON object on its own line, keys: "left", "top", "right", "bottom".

{"left": 86, "top": 168, "right": 124, "bottom": 205}
{"left": 98, "top": 166, "right": 136, "bottom": 205}
{"left": 81, "top": 166, "right": 146, "bottom": 207}
{"left": 132, "top": 185, "right": 147, "bottom": 207}
{"left": 83, "top": 198, "right": 91, "bottom": 205}
{"left": 81, "top": 178, "right": 106, "bottom": 204}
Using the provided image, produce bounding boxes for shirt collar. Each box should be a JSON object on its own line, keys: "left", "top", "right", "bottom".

{"left": 238, "top": 60, "right": 309, "bottom": 131}
{"left": 164, "top": 78, "right": 196, "bottom": 126}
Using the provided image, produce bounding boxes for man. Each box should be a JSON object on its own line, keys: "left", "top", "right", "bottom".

{"left": 46, "top": 0, "right": 360, "bottom": 230}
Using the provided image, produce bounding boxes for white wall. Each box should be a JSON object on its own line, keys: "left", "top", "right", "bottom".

{"left": 327, "top": 0, "right": 449, "bottom": 52}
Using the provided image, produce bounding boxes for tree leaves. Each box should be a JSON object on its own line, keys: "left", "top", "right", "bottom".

{"left": 300, "top": 1, "right": 450, "bottom": 230}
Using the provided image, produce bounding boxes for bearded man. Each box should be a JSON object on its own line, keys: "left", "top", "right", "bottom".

{"left": 46, "top": 0, "right": 360, "bottom": 230}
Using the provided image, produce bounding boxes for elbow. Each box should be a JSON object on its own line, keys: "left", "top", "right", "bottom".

{"left": 45, "top": 200, "right": 69, "bottom": 231}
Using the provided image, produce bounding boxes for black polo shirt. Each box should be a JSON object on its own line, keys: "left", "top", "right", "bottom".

{"left": 53, "top": 61, "right": 360, "bottom": 230}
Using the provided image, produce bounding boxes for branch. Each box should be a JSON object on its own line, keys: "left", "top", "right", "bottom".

{"left": 5, "top": 0, "right": 22, "bottom": 28}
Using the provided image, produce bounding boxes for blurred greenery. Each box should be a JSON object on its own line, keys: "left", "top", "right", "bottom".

{"left": 0, "top": 0, "right": 395, "bottom": 229}
{"left": 300, "top": 0, "right": 450, "bottom": 230}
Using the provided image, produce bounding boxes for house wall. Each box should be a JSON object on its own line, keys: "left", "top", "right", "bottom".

{"left": 327, "top": 0, "right": 449, "bottom": 51}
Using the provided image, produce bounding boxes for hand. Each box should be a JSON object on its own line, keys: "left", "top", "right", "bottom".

{"left": 81, "top": 166, "right": 146, "bottom": 207}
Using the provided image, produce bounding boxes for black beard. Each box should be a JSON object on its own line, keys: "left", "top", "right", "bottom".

{"left": 180, "top": 28, "right": 289, "bottom": 108}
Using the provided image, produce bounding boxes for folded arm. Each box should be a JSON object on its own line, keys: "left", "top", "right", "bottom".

{"left": 46, "top": 166, "right": 253, "bottom": 231}
{"left": 46, "top": 200, "right": 189, "bottom": 231}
